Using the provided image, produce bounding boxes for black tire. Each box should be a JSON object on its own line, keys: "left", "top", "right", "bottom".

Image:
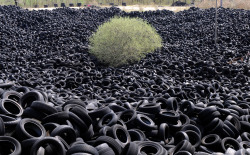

{"left": 68, "top": 112, "right": 88, "bottom": 133}
{"left": 137, "top": 102, "right": 161, "bottom": 115}
{"left": 15, "top": 86, "right": 30, "bottom": 94}
{"left": 174, "top": 131, "right": 189, "bottom": 145}
{"left": 30, "top": 137, "right": 66, "bottom": 155}
{"left": 106, "top": 124, "right": 131, "bottom": 147}
{"left": 128, "top": 129, "right": 146, "bottom": 142}
{"left": 0, "top": 136, "right": 22, "bottom": 155}
{"left": 31, "top": 101, "right": 57, "bottom": 115}
{"left": 96, "top": 143, "right": 115, "bottom": 155}
{"left": 185, "top": 130, "right": 201, "bottom": 148}
{"left": 134, "top": 114, "right": 157, "bottom": 131}
{"left": 0, "top": 114, "right": 21, "bottom": 127}
{"left": 179, "top": 100, "right": 195, "bottom": 116}
{"left": 1, "top": 91, "right": 22, "bottom": 102}
{"left": 121, "top": 142, "right": 139, "bottom": 155}
{"left": 23, "top": 107, "right": 47, "bottom": 120}
{"left": 181, "top": 124, "right": 201, "bottom": 137}
{"left": 70, "top": 106, "right": 92, "bottom": 127}
{"left": 94, "top": 136, "right": 122, "bottom": 155}
{"left": 175, "top": 151, "right": 192, "bottom": 155}
{"left": 0, "top": 99, "right": 23, "bottom": 117}
{"left": 241, "top": 132, "right": 250, "bottom": 141}
{"left": 118, "top": 109, "right": 137, "bottom": 129}
{"left": 136, "top": 140, "right": 167, "bottom": 155}
{"left": 166, "top": 97, "right": 179, "bottom": 111}
{"left": 239, "top": 141, "right": 250, "bottom": 149}
{"left": 66, "top": 143, "right": 99, "bottom": 155}
{"left": 88, "top": 105, "right": 111, "bottom": 120}
{"left": 51, "top": 125, "right": 77, "bottom": 145}
{"left": 15, "top": 118, "right": 46, "bottom": 141}
{"left": 19, "top": 91, "right": 45, "bottom": 109}
{"left": 0, "top": 117, "right": 5, "bottom": 136}
{"left": 158, "top": 123, "right": 170, "bottom": 144}
{"left": 42, "top": 111, "right": 69, "bottom": 124}
{"left": 158, "top": 110, "right": 180, "bottom": 124}
{"left": 170, "top": 140, "right": 195, "bottom": 155}
{"left": 224, "top": 120, "right": 239, "bottom": 138}
{"left": 221, "top": 137, "right": 241, "bottom": 153}
{"left": 201, "top": 134, "right": 221, "bottom": 151}
{"left": 98, "top": 112, "right": 118, "bottom": 129}
{"left": 62, "top": 99, "right": 87, "bottom": 109}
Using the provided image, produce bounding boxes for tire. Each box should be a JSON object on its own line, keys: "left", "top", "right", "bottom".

{"left": 166, "top": 97, "right": 179, "bottom": 111}
{"left": 0, "top": 136, "right": 22, "bottom": 155}
{"left": 1, "top": 91, "right": 22, "bottom": 102}
{"left": 62, "top": 99, "right": 87, "bottom": 109}
{"left": 15, "top": 86, "right": 30, "bottom": 94}
{"left": 0, "top": 114, "right": 21, "bottom": 127}
{"left": 88, "top": 105, "right": 111, "bottom": 120}
{"left": 179, "top": 100, "right": 195, "bottom": 116}
{"left": 158, "top": 123, "right": 170, "bottom": 144}
{"left": 221, "top": 137, "right": 241, "bottom": 153}
{"left": 30, "top": 137, "right": 66, "bottom": 155}
{"left": 66, "top": 143, "right": 99, "bottom": 155}
{"left": 118, "top": 109, "right": 137, "bottom": 129}
{"left": 137, "top": 102, "right": 161, "bottom": 115}
{"left": 23, "top": 107, "right": 47, "bottom": 120}
{"left": 121, "top": 142, "right": 139, "bottom": 155}
{"left": 128, "top": 129, "right": 146, "bottom": 142}
{"left": 174, "top": 131, "right": 189, "bottom": 145}
{"left": 134, "top": 114, "right": 157, "bottom": 131}
{"left": 31, "top": 101, "right": 57, "bottom": 115}
{"left": 19, "top": 91, "right": 45, "bottom": 109}
{"left": 68, "top": 112, "right": 88, "bottom": 133}
{"left": 94, "top": 136, "right": 122, "bottom": 155}
{"left": 241, "top": 132, "right": 250, "bottom": 141}
{"left": 201, "top": 134, "right": 221, "bottom": 151}
{"left": 106, "top": 124, "right": 131, "bottom": 147}
{"left": 170, "top": 140, "right": 195, "bottom": 155}
{"left": 136, "top": 140, "right": 167, "bottom": 155}
{"left": 42, "top": 111, "right": 69, "bottom": 124}
{"left": 0, "top": 116, "right": 5, "bottom": 136}
{"left": 158, "top": 110, "right": 180, "bottom": 124}
{"left": 98, "top": 112, "right": 118, "bottom": 129}
{"left": 15, "top": 118, "right": 46, "bottom": 141}
{"left": 96, "top": 143, "right": 115, "bottom": 155}
{"left": 51, "top": 125, "right": 77, "bottom": 145}
{"left": 181, "top": 124, "right": 201, "bottom": 137}
{"left": 70, "top": 106, "right": 92, "bottom": 127}
{"left": 0, "top": 99, "right": 23, "bottom": 117}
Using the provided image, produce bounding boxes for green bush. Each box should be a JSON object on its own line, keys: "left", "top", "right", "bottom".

{"left": 89, "top": 16, "right": 162, "bottom": 67}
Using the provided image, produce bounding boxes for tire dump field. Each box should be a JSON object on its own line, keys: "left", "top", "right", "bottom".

{"left": 0, "top": 5, "right": 250, "bottom": 155}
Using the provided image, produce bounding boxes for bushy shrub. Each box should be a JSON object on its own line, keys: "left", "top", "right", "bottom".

{"left": 89, "top": 16, "right": 162, "bottom": 67}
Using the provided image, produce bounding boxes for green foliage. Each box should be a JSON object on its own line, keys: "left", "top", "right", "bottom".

{"left": 89, "top": 16, "right": 162, "bottom": 67}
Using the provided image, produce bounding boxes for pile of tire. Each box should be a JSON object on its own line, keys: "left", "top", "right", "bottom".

{"left": 0, "top": 5, "right": 249, "bottom": 155}
{"left": 171, "top": 1, "right": 187, "bottom": 6}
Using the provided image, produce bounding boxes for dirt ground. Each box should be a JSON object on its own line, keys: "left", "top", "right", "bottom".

{"left": 28, "top": 5, "right": 190, "bottom": 12}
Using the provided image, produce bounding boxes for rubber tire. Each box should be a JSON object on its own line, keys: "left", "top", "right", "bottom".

{"left": 0, "top": 117, "right": 5, "bottom": 136}
{"left": 0, "top": 136, "right": 22, "bottom": 155}
{"left": 0, "top": 99, "right": 23, "bottom": 117}
{"left": 51, "top": 125, "right": 77, "bottom": 145}
{"left": 94, "top": 136, "right": 122, "bottom": 155}
{"left": 30, "top": 137, "right": 66, "bottom": 155}
{"left": 31, "top": 101, "right": 57, "bottom": 115}
{"left": 15, "top": 118, "right": 46, "bottom": 141}
{"left": 66, "top": 143, "right": 99, "bottom": 155}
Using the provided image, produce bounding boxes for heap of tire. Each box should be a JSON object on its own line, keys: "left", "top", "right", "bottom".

{"left": 0, "top": 5, "right": 249, "bottom": 155}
